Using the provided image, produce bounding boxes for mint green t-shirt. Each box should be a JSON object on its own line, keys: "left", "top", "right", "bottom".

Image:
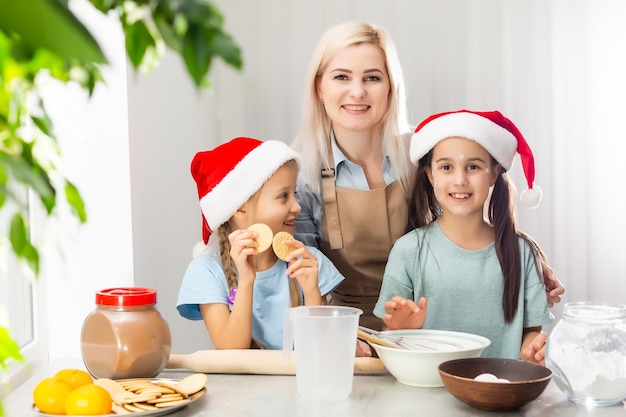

{"left": 373, "top": 221, "right": 553, "bottom": 358}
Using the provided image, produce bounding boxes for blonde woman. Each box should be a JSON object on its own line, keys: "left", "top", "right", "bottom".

{"left": 292, "top": 21, "right": 411, "bottom": 333}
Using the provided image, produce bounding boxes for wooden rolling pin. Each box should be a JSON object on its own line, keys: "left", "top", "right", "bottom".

{"left": 167, "top": 350, "right": 384, "bottom": 375}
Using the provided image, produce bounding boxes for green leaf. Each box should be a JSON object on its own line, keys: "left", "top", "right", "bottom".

{"left": 154, "top": 16, "right": 183, "bottom": 52}
{"left": 29, "top": 50, "right": 71, "bottom": 82}
{"left": 0, "top": 0, "right": 107, "bottom": 64}
{"left": 9, "top": 212, "right": 27, "bottom": 254}
{"left": 0, "top": 162, "right": 6, "bottom": 185}
{"left": 0, "top": 149, "right": 56, "bottom": 214}
{"left": 88, "top": 0, "right": 120, "bottom": 14}
{"left": 0, "top": 326, "right": 23, "bottom": 370}
{"left": 31, "top": 115, "right": 53, "bottom": 137}
{"left": 211, "top": 31, "right": 243, "bottom": 70}
{"left": 22, "top": 241, "right": 40, "bottom": 275}
{"left": 65, "top": 180, "right": 87, "bottom": 222}
{"left": 8, "top": 212, "right": 39, "bottom": 273}
{"left": 181, "top": 26, "right": 213, "bottom": 87}
{"left": 124, "top": 19, "right": 155, "bottom": 69}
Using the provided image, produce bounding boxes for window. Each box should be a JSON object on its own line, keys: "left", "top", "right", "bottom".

{"left": 0, "top": 188, "right": 47, "bottom": 394}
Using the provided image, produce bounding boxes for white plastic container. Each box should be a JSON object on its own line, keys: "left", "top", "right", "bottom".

{"left": 283, "top": 306, "right": 362, "bottom": 401}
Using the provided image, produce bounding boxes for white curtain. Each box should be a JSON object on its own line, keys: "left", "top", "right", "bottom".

{"left": 444, "top": 1, "right": 626, "bottom": 313}
{"left": 546, "top": 0, "right": 626, "bottom": 311}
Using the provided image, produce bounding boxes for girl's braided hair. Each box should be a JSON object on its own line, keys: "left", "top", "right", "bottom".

{"left": 217, "top": 222, "right": 303, "bottom": 348}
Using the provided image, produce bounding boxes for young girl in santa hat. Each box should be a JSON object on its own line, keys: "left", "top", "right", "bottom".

{"left": 177, "top": 137, "right": 344, "bottom": 350}
{"left": 373, "top": 110, "right": 553, "bottom": 364}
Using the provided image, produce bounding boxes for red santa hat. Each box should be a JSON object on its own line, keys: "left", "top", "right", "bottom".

{"left": 191, "top": 137, "right": 301, "bottom": 248}
{"left": 410, "top": 109, "right": 542, "bottom": 208}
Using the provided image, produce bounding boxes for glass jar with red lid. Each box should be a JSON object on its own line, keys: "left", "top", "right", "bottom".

{"left": 80, "top": 287, "right": 172, "bottom": 379}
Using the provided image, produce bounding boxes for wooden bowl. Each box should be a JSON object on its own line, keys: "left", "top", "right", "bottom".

{"left": 438, "top": 358, "right": 552, "bottom": 411}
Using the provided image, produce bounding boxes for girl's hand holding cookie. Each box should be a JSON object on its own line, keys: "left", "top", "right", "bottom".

{"left": 228, "top": 228, "right": 261, "bottom": 282}
{"left": 278, "top": 235, "right": 322, "bottom": 303}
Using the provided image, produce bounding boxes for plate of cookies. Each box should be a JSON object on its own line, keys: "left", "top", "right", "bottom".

{"left": 34, "top": 373, "right": 207, "bottom": 416}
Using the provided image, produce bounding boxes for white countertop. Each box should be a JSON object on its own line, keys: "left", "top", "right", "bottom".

{"left": 4, "top": 360, "right": 626, "bottom": 417}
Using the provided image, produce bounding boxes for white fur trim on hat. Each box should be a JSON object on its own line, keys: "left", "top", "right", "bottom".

{"left": 410, "top": 112, "right": 518, "bottom": 170}
{"left": 520, "top": 186, "right": 542, "bottom": 209}
{"left": 199, "top": 140, "right": 300, "bottom": 233}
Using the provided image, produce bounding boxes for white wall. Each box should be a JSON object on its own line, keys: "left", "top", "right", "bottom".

{"left": 126, "top": 52, "right": 218, "bottom": 352}
{"left": 41, "top": 1, "right": 134, "bottom": 360}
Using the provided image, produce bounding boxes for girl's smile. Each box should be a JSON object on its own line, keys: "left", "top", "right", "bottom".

{"left": 428, "top": 137, "right": 499, "bottom": 219}
{"left": 247, "top": 161, "right": 301, "bottom": 238}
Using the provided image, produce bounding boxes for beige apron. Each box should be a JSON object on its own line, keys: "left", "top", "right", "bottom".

{"left": 321, "top": 161, "right": 408, "bottom": 330}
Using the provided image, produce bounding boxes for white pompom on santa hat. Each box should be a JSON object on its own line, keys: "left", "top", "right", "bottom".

{"left": 410, "top": 109, "right": 542, "bottom": 208}
{"left": 190, "top": 137, "right": 301, "bottom": 256}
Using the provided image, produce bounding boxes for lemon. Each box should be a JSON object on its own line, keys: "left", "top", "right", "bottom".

{"left": 54, "top": 368, "right": 94, "bottom": 389}
{"left": 65, "top": 383, "right": 113, "bottom": 416}
{"left": 33, "top": 377, "right": 74, "bottom": 415}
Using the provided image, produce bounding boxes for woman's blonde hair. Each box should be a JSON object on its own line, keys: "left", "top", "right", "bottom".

{"left": 292, "top": 21, "right": 413, "bottom": 195}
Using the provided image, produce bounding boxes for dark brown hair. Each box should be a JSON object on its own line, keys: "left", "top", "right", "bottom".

{"left": 406, "top": 151, "right": 545, "bottom": 323}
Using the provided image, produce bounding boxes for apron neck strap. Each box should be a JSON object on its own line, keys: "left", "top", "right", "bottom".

{"left": 321, "top": 144, "right": 344, "bottom": 249}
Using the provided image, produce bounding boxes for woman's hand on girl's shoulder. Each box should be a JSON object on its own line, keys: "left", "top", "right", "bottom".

{"left": 382, "top": 296, "right": 427, "bottom": 330}
{"left": 541, "top": 263, "right": 564, "bottom": 307}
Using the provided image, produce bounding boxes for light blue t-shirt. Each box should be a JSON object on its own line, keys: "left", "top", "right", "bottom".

{"left": 176, "top": 247, "right": 344, "bottom": 349}
{"left": 373, "top": 221, "right": 553, "bottom": 358}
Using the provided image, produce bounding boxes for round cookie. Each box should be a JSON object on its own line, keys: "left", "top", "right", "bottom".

{"left": 272, "top": 231, "right": 295, "bottom": 261}
{"left": 247, "top": 223, "right": 273, "bottom": 253}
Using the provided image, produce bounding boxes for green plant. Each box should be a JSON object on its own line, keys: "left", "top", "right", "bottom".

{"left": 0, "top": 0, "right": 242, "bottom": 410}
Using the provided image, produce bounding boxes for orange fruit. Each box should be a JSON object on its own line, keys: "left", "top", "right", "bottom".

{"left": 65, "top": 383, "right": 113, "bottom": 416}
{"left": 33, "top": 377, "right": 74, "bottom": 415}
{"left": 54, "top": 368, "right": 94, "bottom": 389}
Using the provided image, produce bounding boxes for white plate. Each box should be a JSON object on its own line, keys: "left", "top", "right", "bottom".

{"left": 34, "top": 378, "right": 206, "bottom": 417}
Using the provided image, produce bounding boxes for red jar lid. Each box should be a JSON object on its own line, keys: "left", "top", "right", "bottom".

{"left": 95, "top": 287, "right": 157, "bottom": 307}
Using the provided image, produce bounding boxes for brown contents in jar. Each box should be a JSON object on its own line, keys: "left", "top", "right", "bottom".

{"left": 81, "top": 287, "right": 172, "bottom": 379}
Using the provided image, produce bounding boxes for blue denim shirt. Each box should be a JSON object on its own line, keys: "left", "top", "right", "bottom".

{"left": 294, "top": 132, "right": 396, "bottom": 249}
